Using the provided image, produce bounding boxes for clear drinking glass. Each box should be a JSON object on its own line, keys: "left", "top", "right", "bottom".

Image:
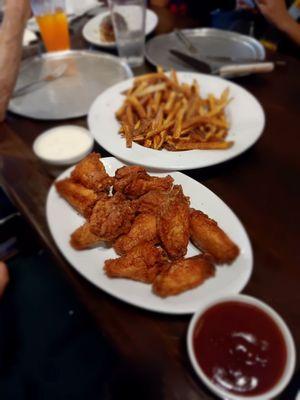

{"left": 30, "top": 0, "right": 70, "bottom": 52}
{"left": 108, "top": 0, "right": 146, "bottom": 67}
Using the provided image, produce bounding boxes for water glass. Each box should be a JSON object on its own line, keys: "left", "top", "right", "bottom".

{"left": 108, "top": 0, "right": 146, "bottom": 67}
{"left": 30, "top": 0, "right": 70, "bottom": 52}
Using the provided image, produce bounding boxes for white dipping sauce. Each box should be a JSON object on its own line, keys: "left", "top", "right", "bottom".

{"left": 34, "top": 126, "right": 93, "bottom": 162}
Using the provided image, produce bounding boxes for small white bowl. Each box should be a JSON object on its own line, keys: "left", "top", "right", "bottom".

{"left": 33, "top": 125, "right": 94, "bottom": 167}
{"left": 187, "top": 295, "right": 296, "bottom": 400}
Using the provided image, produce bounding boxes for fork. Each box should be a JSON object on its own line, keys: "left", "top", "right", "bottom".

{"left": 13, "top": 63, "right": 67, "bottom": 98}
{"left": 174, "top": 29, "right": 198, "bottom": 54}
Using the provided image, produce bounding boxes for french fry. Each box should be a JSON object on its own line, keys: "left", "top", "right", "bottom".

{"left": 164, "top": 91, "right": 176, "bottom": 112}
{"left": 123, "top": 123, "right": 133, "bottom": 148}
{"left": 116, "top": 68, "right": 233, "bottom": 151}
{"left": 136, "top": 83, "right": 166, "bottom": 98}
{"left": 170, "top": 69, "right": 179, "bottom": 85}
{"left": 127, "top": 96, "right": 146, "bottom": 118}
{"left": 126, "top": 105, "right": 134, "bottom": 128}
{"left": 173, "top": 101, "right": 187, "bottom": 139}
{"left": 174, "top": 141, "right": 234, "bottom": 150}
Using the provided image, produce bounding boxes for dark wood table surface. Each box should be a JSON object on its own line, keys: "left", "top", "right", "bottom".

{"left": 0, "top": 6, "right": 299, "bottom": 399}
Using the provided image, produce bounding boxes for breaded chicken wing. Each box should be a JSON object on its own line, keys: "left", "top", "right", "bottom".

{"left": 113, "top": 165, "right": 148, "bottom": 192}
{"left": 134, "top": 189, "right": 172, "bottom": 215}
{"left": 55, "top": 178, "right": 99, "bottom": 218}
{"left": 104, "top": 242, "right": 166, "bottom": 283}
{"left": 158, "top": 185, "right": 190, "bottom": 259}
{"left": 113, "top": 165, "right": 173, "bottom": 199}
{"left": 189, "top": 209, "right": 240, "bottom": 264}
{"left": 71, "top": 152, "right": 112, "bottom": 193}
{"left": 70, "top": 223, "right": 104, "bottom": 250}
{"left": 113, "top": 213, "right": 159, "bottom": 255}
{"left": 89, "top": 192, "right": 136, "bottom": 241}
{"left": 153, "top": 255, "right": 215, "bottom": 297}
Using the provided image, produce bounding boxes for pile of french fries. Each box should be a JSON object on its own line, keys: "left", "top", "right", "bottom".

{"left": 115, "top": 67, "right": 233, "bottom": 151}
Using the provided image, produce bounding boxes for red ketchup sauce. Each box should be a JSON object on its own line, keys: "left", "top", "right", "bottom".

{"left": 193, "top": 301, "right": 287, "bottom": 396}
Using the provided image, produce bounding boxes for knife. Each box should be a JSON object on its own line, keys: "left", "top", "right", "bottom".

{"left": 206, "top": 55, "right": 286, "bottom": 66}
{"left": 170, "top": 49, "right": 274, "bottom": 78}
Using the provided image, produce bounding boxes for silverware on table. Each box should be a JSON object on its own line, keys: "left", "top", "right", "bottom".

{"left": 206, "top": 55, "right": 286, "bottom": 66}
{"left": 174, "top": 29, "right": 197, "bottom": 54}
{"left": 173, "top": 29, "right": 285, "bottom": 66}
{"left": 170, "top": 49, "right": 274, "bottom": 78}
{"left": 13, "top": 63, "right": 67, "bottom": 98}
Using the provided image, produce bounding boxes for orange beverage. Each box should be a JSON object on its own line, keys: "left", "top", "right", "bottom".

{"left": 36, "top": 9, "right": 70, "bottom": 52}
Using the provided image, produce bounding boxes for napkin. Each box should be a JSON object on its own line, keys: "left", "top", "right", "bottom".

{"left": 23, "top": 29, "right": 38, "bottom": 46}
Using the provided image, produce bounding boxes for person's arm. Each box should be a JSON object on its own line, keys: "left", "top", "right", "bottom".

{"left": 0, "top": 262, "right": 9, "bottom": 297}
{"left": 255, "top": 0, "right": 300, "bottom": 45}
{"left": 0, "top": 0, "right": 30, "bottom": 121}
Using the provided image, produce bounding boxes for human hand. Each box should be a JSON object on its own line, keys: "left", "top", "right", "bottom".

{"left": 0, "top": 262, "right": 9, "bottom": 298}
{"left": 254, "top": 0, "right": 292, "bottom": 30}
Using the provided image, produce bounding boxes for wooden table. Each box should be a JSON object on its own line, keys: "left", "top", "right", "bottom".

{"left": 0, "top": 7, "right": 299, "bottom": 399}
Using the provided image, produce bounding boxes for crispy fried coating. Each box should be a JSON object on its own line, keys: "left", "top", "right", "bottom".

{"left": 55, "top": 178, "right": 99, "bottom": 218}
{"left": 153, "top": 255, "right": 215, "bottom": 297}
{"left": 89, "top": 192, "right": 136, "bottom": 241}
{"left": 189, "top": 209, "right": 240, "bottom": 264}
{"left": 71, "top": 152, "right": 112, "bottom": 193}
{"left": 104, "top": 242, "right": 166, "bottom": 283}
{"left": 133, "top": 189, "right": 172, "bottom": 215}
{"left": 114, "top": 166, "right": 148, "bottom": 190}
{"left": 158, "top": 185, "right": 190, "bottom": 260}
{"left": 113, "top": 165, "right": 173, "bottom": 199}
{"left": 70, "top": 223, "right": 104, "bottom": 250}
{"left": 113, "top": 213, "right": 159, "bottom": 255}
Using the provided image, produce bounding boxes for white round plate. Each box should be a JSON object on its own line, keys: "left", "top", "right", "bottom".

{"left": 82, "top": 8, "right": 158, "bottom": 48}
{"left": 88, "top": 72, "right": 265, "bottom": 171}
{"left": 46, "top": 157, "right": 253, "bottom": 314}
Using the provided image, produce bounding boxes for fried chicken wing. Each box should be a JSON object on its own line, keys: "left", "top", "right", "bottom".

{"left": 153, "top": 255, "right": 215, "bottom": 297}
{"left": 113, "top": 165, "right": 173, "bottom": 199}
{"left": 55, "top": 178, "right": 99, "bottom": 218}
{"left": 104, "top": 242, "right": 166, "bottom": 283}
{"left": 89, "top": 192, "right": 136, "bottom": 241}
{"left": 134, "top": 189, "right": 172, "bottom": 215}
{"left": 70, "top": 223, "right": 104, "bottom": 250}
{"left": 71, "top": 152, "right": 112, "bottom": 193}
{"left": 113, "top": 213, "right": 159, "bottom": 255}
{"left": 158, "top": 185, "right": 190, "bottom": 259}
{"left": 114, "top": 166, "right": 148, "bottom": 190}
{"left": 189, "top": 209, "right": 240, "bottom": 264}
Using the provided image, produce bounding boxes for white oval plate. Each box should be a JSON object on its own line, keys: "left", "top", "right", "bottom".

{"left": 88, "top": 72, "right": 265, "bottom": 171}
{"left": 46, "top": 157, "right": 253, "bottom": 314}
{"left": 82, "top": 8, "right": 158, "bottom": 48}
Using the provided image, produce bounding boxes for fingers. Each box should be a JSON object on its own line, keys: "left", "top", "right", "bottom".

{"left": 0, "top": 261, "right": 9, "bottom": 297}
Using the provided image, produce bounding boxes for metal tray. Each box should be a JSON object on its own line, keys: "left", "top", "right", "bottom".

{"left": 9, "top": 50, "right": 132, "bottom": 120}
{"left": 145, "top": 28, "right": 265, "bottom": 73}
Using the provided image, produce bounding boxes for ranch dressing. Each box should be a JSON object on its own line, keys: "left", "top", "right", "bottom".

{"left": 35, "top": 126, "right": 92, "bottom": 161}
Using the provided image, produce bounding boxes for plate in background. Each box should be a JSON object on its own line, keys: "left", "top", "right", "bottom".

{"left": 146, "top": 28, "right": 265, "bottom": 73}
{"left": 83, "top": 8, "right": 158, "bottom": 48}
{"left": 9, "top": 50, "right": 132, "bottom": 120}
{"left": 88, "top": 71, "right": 265, "bottom": 170}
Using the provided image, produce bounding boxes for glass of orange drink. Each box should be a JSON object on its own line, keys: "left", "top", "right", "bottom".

{"left": 31, "top": 0, "right": 70, "bottom": 52}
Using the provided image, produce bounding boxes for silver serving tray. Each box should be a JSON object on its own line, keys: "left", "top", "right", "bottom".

{"left": 9, "top": 50, "right": 132, "bottom": 120}
{"left": 145, "top": 28, "right": 265, "bottom": 74}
